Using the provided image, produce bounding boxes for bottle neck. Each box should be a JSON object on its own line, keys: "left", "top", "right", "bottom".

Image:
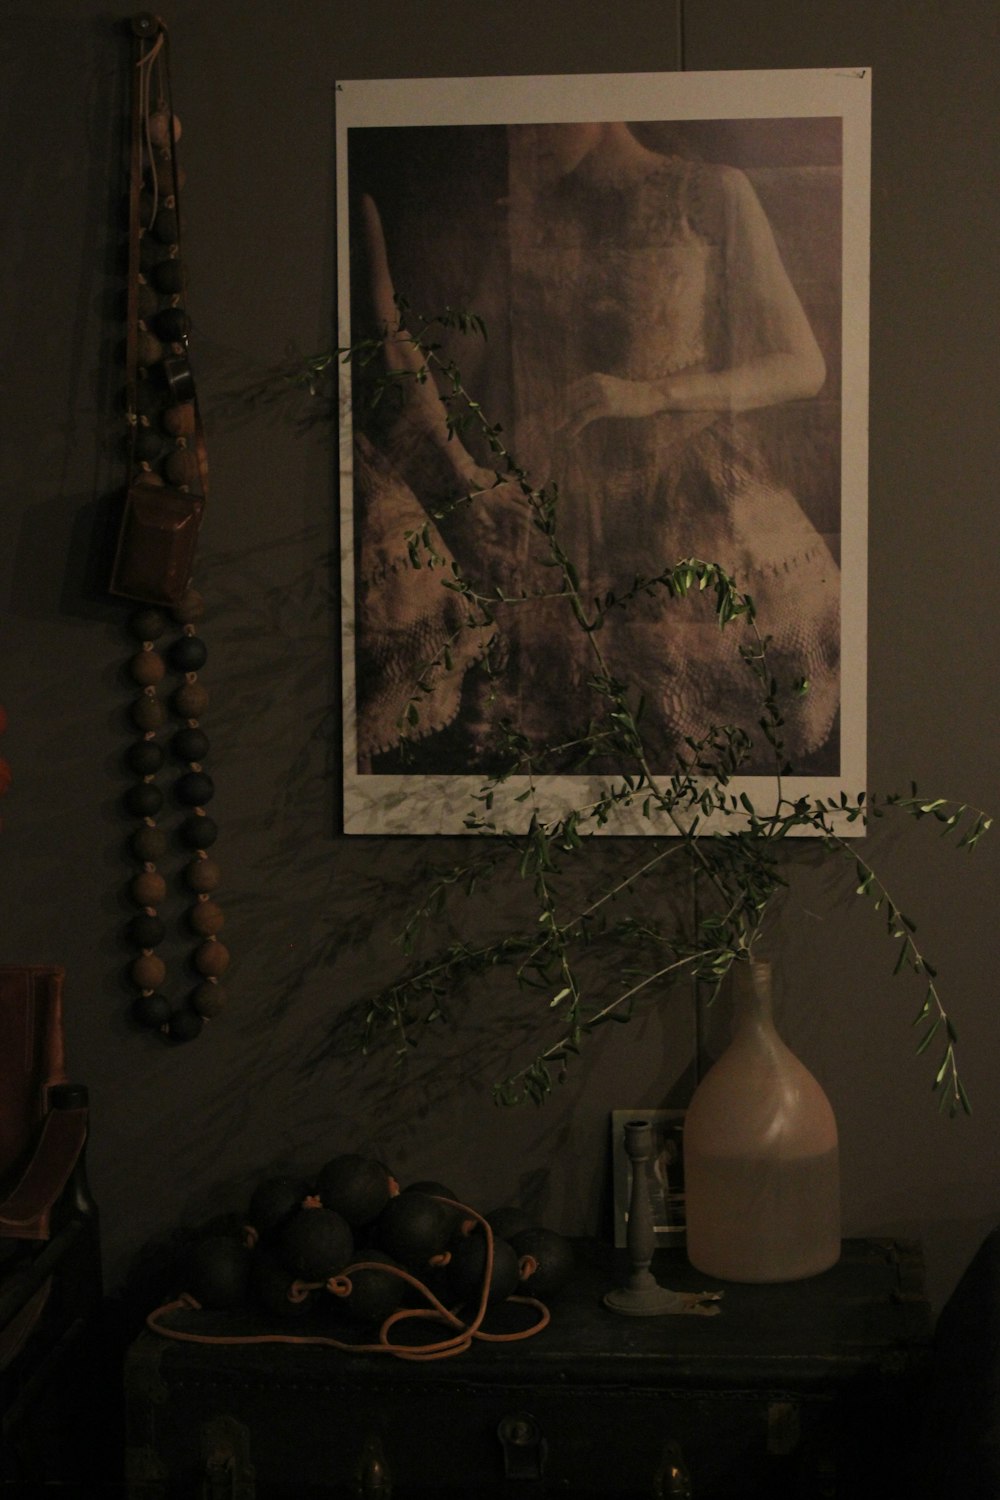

{"left": 731, "top": 958, "right": 775, "bottom": 1036}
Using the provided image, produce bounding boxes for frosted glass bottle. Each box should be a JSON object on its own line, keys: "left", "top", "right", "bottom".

{"left": 684, "top": 958, "right": 840, "bottom": 1282}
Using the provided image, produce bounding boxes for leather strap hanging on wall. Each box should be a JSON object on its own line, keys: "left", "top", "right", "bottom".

{"left": 113, "top": 15, "right": 229, "bottom": 1044}
{"left": 111, "top": 11, "right": 207, "bottom": 602}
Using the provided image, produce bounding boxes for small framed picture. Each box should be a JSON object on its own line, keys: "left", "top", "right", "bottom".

{"left": 610, "top": 1108, "right": 686, "bottom": 1249}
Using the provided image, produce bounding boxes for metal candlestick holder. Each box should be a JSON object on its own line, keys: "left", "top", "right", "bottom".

{"left": 603, "top": 1117, "right": 681, "bottom": 1316}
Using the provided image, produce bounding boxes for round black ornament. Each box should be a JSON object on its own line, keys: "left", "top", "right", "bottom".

{"left": 175, "top": 770, "right": 214, "bottom": 807}
{"left": 154, "top": 305, "right": 189, "bottom": 343}
{"left": 172, "top": 726, "right": 209, "bottom": 763}
{"left": 153, "top": 258, "right": 185, "bottom": 296}
{"left": 279, "top": 1207, "right": 353, "bottom": 1283}
{"left": 373, "top": 1191, "right": 452, "bottom": 1271}
{"left": 179, "top": 814, "right": 217, "bottom": 849}
{"left": 339, "top": 1248, "right": 406, "bottom": 1324}
{"left": 128, "top": 607, "right": 170, "bottom": 642}
{"left": 127, "top": 740, "right": 165, "bottom": 776}
{"left": 316, "top": 1154, "right": 393, "bottom": 1228}
{"left": 169, "top": 635, "right": 207, "bottom": 673}
{"left": 152, "top": 207, "right": 179, "bottom": 244}
{"left": 448, "top": 1230, "right": 520, "bottom": 1307}
{"left": 125, "top": 781, "right": 164, "bottom": 818}
{"left": 131, "top": 425, "right": 162, "bottom": 464}
{"left": 247, "top": 1176, "right": 308, "bottom": 1243}
{"left": 252, "top": 1249, "right": 313, "bottom": 1319}
{"left": 129, "top": 912, "right": 165, "bottom": 948}
{"left": 132, "top": 990, "right": 171, "bottom": 1028}
{"left": 510, "top": 1226, "right": 576, "bottom": 1299}
{"left": 139, "top": 234, "right": 166, "bottom": 274}
{"left": 131, "top": 825, "right": 168, "bottom": 862}
{"left": 485, "top": 1205, "right": 535, "bottom": 1241}
{"left": 168, "top": 1008, "right": 204, "bottom": 1043}
{"left": 187, "top": 1235, "right": 250, "bottom": 1310}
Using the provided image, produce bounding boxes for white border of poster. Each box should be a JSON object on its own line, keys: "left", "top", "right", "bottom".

{"left": 336, "top": 68, "right": 870, "bottom": 836}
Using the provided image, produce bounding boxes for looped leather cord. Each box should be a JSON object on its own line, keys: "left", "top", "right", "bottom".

{"left": 145, "top": 1197, "right": 551, "bottom": 1360}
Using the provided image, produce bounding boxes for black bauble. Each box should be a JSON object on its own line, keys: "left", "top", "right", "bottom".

{"left": 448, "top": 1229, "right": 520, "bottom": 1307}
{"left": 485, "top": 1205, "right": 535, "bottom": 1241}
{"left": 187, "top": 1235, "right": 250, "bottom": 1310}
{"left": 132, "top": 991, "right": 170, "bottom": 1029}
{"left": 247, "top": 1176, "right": 307, "bottom": 1243}
{"left": 510, "top": 1226, "right": 576, "bottom": 1299}
{"left": 403, "top": 1179, "right": 464, "bottom": 1235}
{"left": 127, "top": 740, "right": 165, "bottom": 776}
{"left": 179, "top": 814, "right": 217, "bottom": 849}
{"left": 316, "top": 1154, "right": 393, "bottom": 1228}
{"left": 373, "top": 1191, "right": 451, "bottom": 1271}
{"left": 175, "top": 770, "right": 214, "bottom": 807}
{"left": 169, "top": 634, "right": 207, "bottom": 673}
{"left": 129, "top": 912, "right": 165, "bottom": 948}
{"left": 173, "top": 726, "right": 209, "bottom": 763}
{"left": 339, "top": 1248, "right": 406, "bottom": 1325}
{"left": 168, "top": 1008, "right": 204, "bottom": 1042}
{"left": 279, "top": 1207, "right": 353, "bottom": 1283}
{"left": 125, "top": 781, "right": 165, "bottom": 818}
{"left": 252, "top": 1248, "right": 313, "bottom": 1319}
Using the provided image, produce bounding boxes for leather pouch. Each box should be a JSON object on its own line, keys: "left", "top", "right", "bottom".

{"left": 109, "top": 481, "right": 205, "bottom": 605}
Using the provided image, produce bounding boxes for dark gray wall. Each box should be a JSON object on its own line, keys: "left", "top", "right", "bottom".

{"left": 2, "top": 0, "right": 998, "bottom": 1313}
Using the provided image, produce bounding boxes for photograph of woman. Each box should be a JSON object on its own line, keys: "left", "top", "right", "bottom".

{"left": 343, "top": 95, "right": 851, "bottom": 823}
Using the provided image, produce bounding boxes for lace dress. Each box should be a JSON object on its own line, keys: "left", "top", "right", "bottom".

{"left": 493, "top": 147, "right": 841, "bottom": 775}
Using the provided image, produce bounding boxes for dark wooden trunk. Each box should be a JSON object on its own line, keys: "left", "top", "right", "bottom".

{"left": 124, "top": 1238, "right": 930, "bottom": 1498}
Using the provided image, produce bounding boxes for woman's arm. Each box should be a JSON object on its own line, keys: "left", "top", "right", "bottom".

{"left": 360, "top": 192, "right": 495, "bottom": 490}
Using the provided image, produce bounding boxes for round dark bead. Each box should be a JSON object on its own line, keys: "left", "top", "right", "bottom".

{"left": 153, "top": 258, "right": 185, "bottom": 295}
{"left": 248, "top": 1177, "right": 308, "bottom": 1243}
{"left": 317, "top": 1155, "right": 393, "bottom": 1228}
{"left": 173, "top": 726, "right": 209, "bottom": 763}
{"left": 131, "top": 425, "right": 162, "bottom": 463}
{"left": 169, "top": 635, "right": 207, "bottom": 673}
{"left": 448, "top": 1230, "right": 520, "bottom": 1307}
{"left": 125, "top": 782, "right": 164, "bottom": 818}
{"left": 164, "top": 448, "right": 200, "bottom": 488}
{"left": 279, "top": 1208, "right": 353, "bottom": 1282}
{"left": 154, "top": 305, "right": 189, "bottom": 343}
{"left": 252, "top": 1250, "right": 313, "bottom": 1320}
{"left": 153, "top": 207, "right": 179, "bottom": 245}
{"left": 175, "top": 770, "right": 214, "bottom": 807}
{"left": 139, "top": 233, "right": 166, "bottom": 273}
{"left": 171, "top": 588, "right": 204, "bottom": 624}
{"left": 340, "top": 1249, "right": 406, "bottom": 1325}
{"left": 187, "top": 1236, "right": 249, "bottom": 1309}
{"left": 132, "top": 991, "right": 171, "bottom": 1029}
{"left": 373, "top": 1192, "right": 452, "bottom": 1272}
{"left": 131, "top": 825, "right": 168, "bottom": 862}
{"left": 130, "top": 912, "right": 166, "bottom": 948}
{"left": 168, "top": 1008, "right": 204, "bottom": 1043}
{"left": 128, "top": 607, "right": 169, "bottom": 642}
{"left": 191, "top": 980, "right": 226, "bottom": 1017}
{"left": 172, "top": 681, "right": 208, "bottom": 718}
{"left": 127, "top": 741, "right": 164, "bottom": 776}
{"left": 179, "top": 814, "right": 217, "bottom": 849}
{"left": 509, "top": 1226, "right": 576, "bottom": 1299}
{"left": 131, "top": 694, "right": 167, "bottom": 733}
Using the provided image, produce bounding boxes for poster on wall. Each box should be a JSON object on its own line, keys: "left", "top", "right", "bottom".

{"left": 336, "top": 69, "right": 870, "bottom": 836}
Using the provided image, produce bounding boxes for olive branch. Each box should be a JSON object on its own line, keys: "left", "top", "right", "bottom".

{"left": 309, "top": 304, "right": 991, "bottom": 1114}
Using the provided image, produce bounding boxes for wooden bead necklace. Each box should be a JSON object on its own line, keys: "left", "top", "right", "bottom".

{"left": 124, "top": 591, "right": 228, "bottom": 1041}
